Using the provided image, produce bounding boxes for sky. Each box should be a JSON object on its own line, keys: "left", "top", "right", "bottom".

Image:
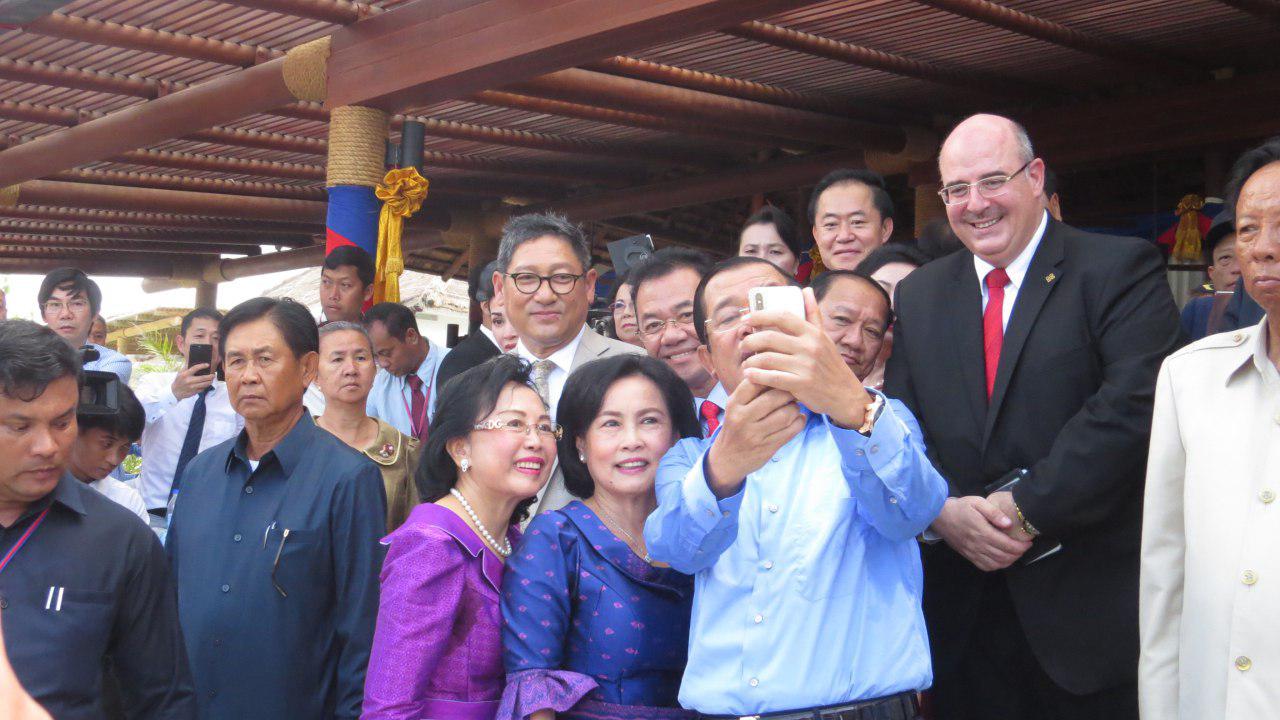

{"left": 2, "top": 269, "right": 301, "bottom": 322}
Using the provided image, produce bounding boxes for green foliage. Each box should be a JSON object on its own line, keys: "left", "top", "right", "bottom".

{"left": 135, "top": 331, "right": 183, "bottom": 373}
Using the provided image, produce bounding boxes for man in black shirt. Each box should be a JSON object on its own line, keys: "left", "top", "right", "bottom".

{"left": 0, "top": 320, "right": 195, "bottom": 720}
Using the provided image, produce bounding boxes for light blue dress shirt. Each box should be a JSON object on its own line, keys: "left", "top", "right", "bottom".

{"left": 85, "top": 342, "right": 132, "bottom": 383}
{"left": 365, "top": 341, "right": 447, "bottom": 437}
{"left": 644, "top": 394, "right": 947, "bottom": 716}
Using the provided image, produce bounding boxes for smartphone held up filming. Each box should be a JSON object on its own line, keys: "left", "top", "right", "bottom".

{"left": 187, "top": 343, "right": 214, "bottom": 376}
{"left": 748, "top": 286, "right": 805, "bottom": 320}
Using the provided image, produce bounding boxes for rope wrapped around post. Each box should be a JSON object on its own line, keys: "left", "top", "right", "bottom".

{"left": 324, "top": 105, "right": 388, "bottom": 298}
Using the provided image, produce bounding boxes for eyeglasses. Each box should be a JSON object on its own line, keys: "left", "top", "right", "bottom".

{"left": 639, "top": 311, "right": 696, "bottom": 338}
{"left": 609, "top": 300, "right": 630, "bottom": 312}
{"left": 938, "top": 161, "right": 1032, "bottom": 206}
{"left": 703, "top": 306, "right": 750, "bottom": 335}
{"left": 473, "top": 418, "right": 564, "bottom": 440}
{"left": 42, "top": 298, "right": 91, "bottom": 315}
{"left": 505, "top": 272, "right": 585, "bottom": 296}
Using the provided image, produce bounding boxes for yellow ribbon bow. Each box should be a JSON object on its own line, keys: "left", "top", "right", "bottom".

{"left": 374, "top": 167, "right": 430, "bottom": 304}
{"left": 1171, "top": 193, "right": 1205, "bottom": 264}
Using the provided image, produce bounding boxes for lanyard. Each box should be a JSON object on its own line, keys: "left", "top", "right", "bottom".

{"left": 0, "top": 506, "right": 51, "bottom": 575}
{"left": 401, "top": 377, "right": 431, "bottom": 438}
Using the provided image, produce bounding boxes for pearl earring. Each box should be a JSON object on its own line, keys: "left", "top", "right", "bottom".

{"left": 459, "top": 459, "right": 471, "bottom": 473}
{"left": 578, "top": 453, "right": 585, "bottom": 462}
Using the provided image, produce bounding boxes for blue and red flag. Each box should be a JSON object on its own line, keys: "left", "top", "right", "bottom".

{"left": 325, "top": 185, "right": 380, "bottom": 257}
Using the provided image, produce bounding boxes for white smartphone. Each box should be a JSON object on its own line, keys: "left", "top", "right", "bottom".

{"left": 749, "top": 285, "right": 805, "bottom": 319}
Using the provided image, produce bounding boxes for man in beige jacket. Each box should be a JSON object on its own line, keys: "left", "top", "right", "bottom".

{"left": 1141, "top": 137, "right": 1280, "bottom": 718}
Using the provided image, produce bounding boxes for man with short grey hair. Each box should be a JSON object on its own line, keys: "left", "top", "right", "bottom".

{"left": 492, "top": 212, "right": 642, "bottom": 514}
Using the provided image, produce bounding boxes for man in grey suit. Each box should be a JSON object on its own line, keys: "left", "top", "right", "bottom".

{"left": 493, "top": 212, "right": 643, "bottom": 514}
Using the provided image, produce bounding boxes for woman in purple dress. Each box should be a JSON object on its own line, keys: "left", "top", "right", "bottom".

{"left": 499, "top": 356, "right": 702, "bottom": 720}
{"left": 362, "top": 356, "right": 559, "bottom": 720}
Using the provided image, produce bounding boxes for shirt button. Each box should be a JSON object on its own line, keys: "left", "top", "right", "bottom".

{"left": 767, "top": 504, "right": 779, "bottom": 513}
{"left": 854, "top": 449, "right": 865, "bottom": 457}
{"left": 220, "top": 584, "right": 230, "bottom": 593}
{"left": 753, "top": 614, "right": 764, "bottom": 624}
{"left": 1261, "top": 490, "right": 1276, "bottom": 504}
{"left": 244, "top": 486, "right": 254, "bottom": 494}
{"left": 870, "top": 445, "right": 880, "bottom": 454}
{"left": 749, "top": 678, "right": 760, "bottom": 687}
{"left": 1242, "top": 570, "right": 1258, "bottom": 586}
{"left": 0, "top": 598, "right": 7, "bottom": 610}
{"left": 770, "top": 456, "right": 779, "bottom": 463}
{"left": 889, "top": 497, "right": 898, "bottom": 504}
{"left": 213, "top": 638, "right": 222, "bottom": 647}
{"left": 762, "top": 560, "right": 774, "bottom": 570}
{"left": 233, "top": 534, "right": 242, "bottom": 543}
{"left": 1236, "top": 655, "right": 1252, "bottom": 671}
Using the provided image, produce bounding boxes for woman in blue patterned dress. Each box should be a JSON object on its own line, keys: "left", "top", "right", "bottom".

{"left": 499, "top": 355, "right": 702, "bottom": 720}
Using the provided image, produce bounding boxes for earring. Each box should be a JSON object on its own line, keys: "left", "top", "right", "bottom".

{"left": 459, "top": 459, "right": 471, "bottom": 473}
{"left": 578, "top": 453, "right": 585, "bottom": 462}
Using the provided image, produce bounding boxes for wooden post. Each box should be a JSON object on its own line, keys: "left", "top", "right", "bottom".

{"left": 195, "top": 281, "right": 217, "bottom": 309}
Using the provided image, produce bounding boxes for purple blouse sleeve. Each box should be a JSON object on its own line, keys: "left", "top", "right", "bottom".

{"left": 499, "top": 514, "right": 595, "bottom": 718}
{"left": 361, "top": 525, "right": 465, "bottom": 720}
{"left": 498, "top": 669, "right": 598, "bottom": 720}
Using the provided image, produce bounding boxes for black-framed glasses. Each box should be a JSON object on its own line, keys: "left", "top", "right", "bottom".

{"left": 505, "top": 272, "right": 585, "bottom": 296}
{"left": 262, "top": 526, "right": 291, "bottom": 598}
{"left": 938, "top": 160, "right": 1032, "bottom": 206}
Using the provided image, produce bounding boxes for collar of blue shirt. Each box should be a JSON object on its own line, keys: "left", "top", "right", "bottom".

{"left": 224, "top": 410, "right": 316, "bottom": 476}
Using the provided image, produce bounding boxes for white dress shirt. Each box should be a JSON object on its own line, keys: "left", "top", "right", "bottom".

{"left": 515, "top": 326, "right": 587, "bottom": 420}
{"left": 88, "top": 477, "right": 150, "bottom": 525}
{"left": 973, "top": 211, "right": 1049, "bottom": 331}
{"left": 1141, "top": 319, "right": 1280, "bottom": 719}
{"left": 137, "top": 376, "right": 243, "bottom": 510}
{"left": 366, "top": 341, "right": 447, "bottom": 437}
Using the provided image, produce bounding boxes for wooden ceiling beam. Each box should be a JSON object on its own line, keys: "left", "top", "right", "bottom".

{"left": 22, "top": 12, "right": 274, "bottom": 67}
{"left": 726, "top": 20, "right": 1049, "bottom": 99}
{"left": 505, "top": 68, "right": 910, "bottom": 152}
{"left": 217, "top": 0, "right": 377, "bottom": 25}
{"left": 324, "top": 0, "right": 817, "bottom": 110}
{"left": 8, "top": 180, "right": 328, "bottom": 223}
{"left": 472, "top": 90, "right": 809, "bottom": 151}
{"left": 50, "top": 168, "right": 327, "bottom": 201}
{"left": 0, "top": 204, "right": 321, "bottom": 234}
{"left": 584, "top": 55, "right": 918, "bottom": 125}
{"left": 0, "top": 256, "right": 178, "bottom": 277}
{"left": 537, "top": 149, "right": 868, "bottom": 222}
{"left": 0, "top": 233, "right": 259, "bottom": 256}
{"left": 0, "top": 219, "right": 312, "bottom": 246}
{"left": 910, "top": 0, "right": 1200, "bottom": 76}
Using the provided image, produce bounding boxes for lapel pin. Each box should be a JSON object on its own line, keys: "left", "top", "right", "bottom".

{"left": 379, "top": 443, "right": 394, "bottom": 458}
{"left": 1044, "top": 273, "right": 1056, "bottom": 283}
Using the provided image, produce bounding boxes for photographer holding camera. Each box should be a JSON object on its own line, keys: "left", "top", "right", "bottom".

{"left": 0, "top": 320, "right": 195, "bottom": 720}
{"left": 38, "top": 268, "right": 131, "bottom": 383}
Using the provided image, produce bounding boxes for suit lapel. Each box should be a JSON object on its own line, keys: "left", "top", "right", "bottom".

{"left": 982, "top": 222, "right": 1066, "bottom": 449}
{"left": 946, "top": 253, "right": 988, "bottom": 431}
{"left": 570, "top": 326, "right": 601, "bottom": 370}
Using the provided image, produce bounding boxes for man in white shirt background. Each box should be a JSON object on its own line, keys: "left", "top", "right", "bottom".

{"left": 363, "top": 301, "right": 446, "bottom": 442}
{"left": 135, "top": 308, "right": 242, "bottom": 527}
{"left": 37, "top": 268, "right": 132, "bottom": 383}
{"left": 491, "top": 212, "right": 643, "bottom": 513}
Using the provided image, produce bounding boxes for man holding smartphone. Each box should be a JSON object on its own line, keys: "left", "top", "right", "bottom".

{"left": 136, "top": 308, "right": 243, "bottom": 526}
{"left": 645, "top": 256, "right": 947, "bottom": 720}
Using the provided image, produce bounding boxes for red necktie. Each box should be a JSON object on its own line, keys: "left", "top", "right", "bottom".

{"left": 406, "top": 374, "right": 428, "bottom": 441}
{"left": 983, "top": 268, "right": 1010, "bottom": 400}
{"left": 700, "top": 400, "right": 721, "bottom": 435}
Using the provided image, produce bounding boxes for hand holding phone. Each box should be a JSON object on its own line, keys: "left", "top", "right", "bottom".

{"left": 172, "top": 343, "right": 215, "bottom": 400}
{"left": 740, "top": 286, "right": 872, "bottom": 427}
{"left": 187, "top": 343, "right": 213, "bottom": 376}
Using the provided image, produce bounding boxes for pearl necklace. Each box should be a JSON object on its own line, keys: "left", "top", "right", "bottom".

{"left": 450, "top": 488, "right": 512, "bottom": 558}
{"left": 593, "top": 500, "right": 651, "bottom": 564}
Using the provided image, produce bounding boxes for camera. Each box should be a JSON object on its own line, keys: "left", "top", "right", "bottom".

{"left": 79, "top": 346, "right": 122, "bottom": 416}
